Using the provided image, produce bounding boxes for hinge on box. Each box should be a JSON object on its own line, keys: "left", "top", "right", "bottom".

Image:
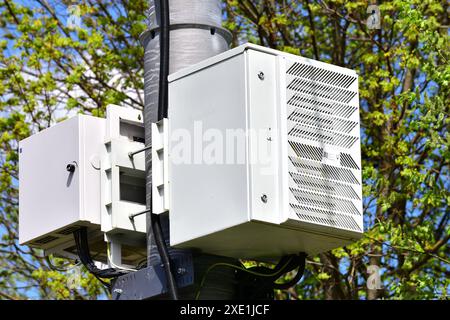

{"left": 152, "top": 118, "right": 169, "bottom": 214}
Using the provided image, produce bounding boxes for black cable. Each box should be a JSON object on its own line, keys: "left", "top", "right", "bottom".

{"left": 152, "top": 0, "right": 179, "bottom": 300}
{"left": 236, "top": 253, "right": 307, "bottom": 299}
{"left": 272, "top": 253, "right": 306, "bottom": 290}
{"left": 151, "top": 213, "right": 179, "bottom": 299}
{"left": 246, "top": 254, "right": 297, "bottom": 281}
{"left": 92, "top": 272, "right": 112, "bottom": 290}
{"left": 157, "top": 0, "right": 170, "bottom": 120}
{"left": 73, "top": 228, "right": 128, "bottom": 280}
{"left": 45, "top": 255, "right": 73, "bottom": 272}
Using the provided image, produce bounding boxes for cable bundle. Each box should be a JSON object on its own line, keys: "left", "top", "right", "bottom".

{"left": 73, "top": 227, "right": 128, "bottom": 282}
{"left": 236, "top": 253, "right": 307, "bottom": 299}
{"left": 251, "top": 253, "right": 307, "bottom": 289}
{"left": 196, "top": 253, "right": 307, "bottom": 299}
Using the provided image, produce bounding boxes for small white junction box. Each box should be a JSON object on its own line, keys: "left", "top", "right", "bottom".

{"left": 168, "top": 43, "right": 363, "bottom": 260}
{"left": 19, "top": 115, "right": 105, "bottom": 248}
{"left": 19, "top": 106, "right": 147, "bottom": 263}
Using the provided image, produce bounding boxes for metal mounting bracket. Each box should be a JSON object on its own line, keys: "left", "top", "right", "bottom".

{"left": 111, "top": 253, "right": 194, "bottom": 300}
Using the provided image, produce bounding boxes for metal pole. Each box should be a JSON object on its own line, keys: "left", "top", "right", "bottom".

{"left": 142, "top": 0, "right": 239, "bottom": 299}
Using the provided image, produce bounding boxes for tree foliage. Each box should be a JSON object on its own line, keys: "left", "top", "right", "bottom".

{"left": 0, "top": 0, "right": 147, "bottom": 299}
{"left": 0, "top": 0, "right": 449, "bottom": 299}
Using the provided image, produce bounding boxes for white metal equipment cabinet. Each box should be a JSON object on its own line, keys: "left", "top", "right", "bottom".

{"left": 167, "top": 43, "right": 363, "bottom": 260}
{"left": 19, "top": 106, "right": 147, "bottom": 264}
{"left": 19, "top": 115, "right": 105, "bottom": 249}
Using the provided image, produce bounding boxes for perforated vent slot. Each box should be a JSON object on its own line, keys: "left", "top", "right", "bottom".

{"left": 33, "top": 235, "right": 58, "bottom": 245}
{"left": 287, "top": 94, "right": 357, "bottom": 119}
{"left": 290, "top": 204, "right": 361, "bottom": 231}
{"left": 289, "top": 124, "right": 358, "bottom": 149}
{"left": 287, "top": 63, "right": 357, "bottom": 89}
{"left": 288, "top": 109, "right": 357, "bottom": 134}
{"left": 340, "top": 153, "right": 360, "bottom": 170}
{"left": 290, "top": 188, "right": 360, "bottom": 216}
{"left": 289, "top": 157, "right": 360, "bottom": 185}
{"left": 56, "top": 225, "right": 81, "bottom": 235}
{"left": 288, "top": 141, "right": 323, "bottom": 161}
{"left": 287, "top": 78, "right": 357, "bottom": 104}
{"left": 289, "top": 172, "right": 360, "bottom": 200}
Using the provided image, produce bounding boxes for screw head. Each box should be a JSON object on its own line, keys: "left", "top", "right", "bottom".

{"left": 258, "top": 71, "right": 265, "bottom": 80}
{"left": 261, "top": 194, "right": 268, "bottom": 203}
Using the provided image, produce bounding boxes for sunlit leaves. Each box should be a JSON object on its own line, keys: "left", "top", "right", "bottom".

{"left": 0, "top": 0, "right": 148, "bottom": 300}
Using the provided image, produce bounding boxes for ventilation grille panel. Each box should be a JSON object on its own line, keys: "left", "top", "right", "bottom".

{"left": 285, "top": 60, "right": 362, "bottom": 231}
{"left": 340, "top": 153, "right": 360, "bottom": 170}
{"left": 289, "top": 124, "right": 358, "bottom": 149}
{"left": 287, "top": 62, "right": 357, "bottom": 89}
{"left": 56, "top": 225, "right": 81, "bottom": 235}
{"left": 33, "top": 235, "right": 58, "bottom": 245}
{"left": 290, "top": 188, "right": 360, "bottom": 216}
{"left": 287, "top": 94, "right": 357, "bottom": 119}
{"left": 288, "top": 109, "right": 357, "bottom": 134}
{"left": 289, "top": 157, "right": 360, "bottom": 185}
{"left": 290, "top": 204, "right": 361, "bottom": 232}
{"left": 288, "top": 141, "right": 323, "bottom": 161}
{"left": 287, "top": 77, "right": 357, "bottom": 104}
{"left": 290, "top": 172, "right": 360, "bottom": 200}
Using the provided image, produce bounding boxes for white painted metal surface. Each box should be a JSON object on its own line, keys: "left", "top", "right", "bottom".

{"left": 19, "top": 115, "right": 105, "bottom": 247}
{"left": 151, "top": 119, "right": 170, "bottom": 214}
{"left": 168, "top": 43, "right": 363, "bottom": 260}
{"left": 19, "top": 105, "right": 147, "bottom": 262}
{"left": 100, "top": 105, "right": 146, "bottom": 235}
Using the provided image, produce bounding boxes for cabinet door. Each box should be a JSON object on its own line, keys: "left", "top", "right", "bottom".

{"left": 19, "top": 117, "right": 80, "bottom": 245}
